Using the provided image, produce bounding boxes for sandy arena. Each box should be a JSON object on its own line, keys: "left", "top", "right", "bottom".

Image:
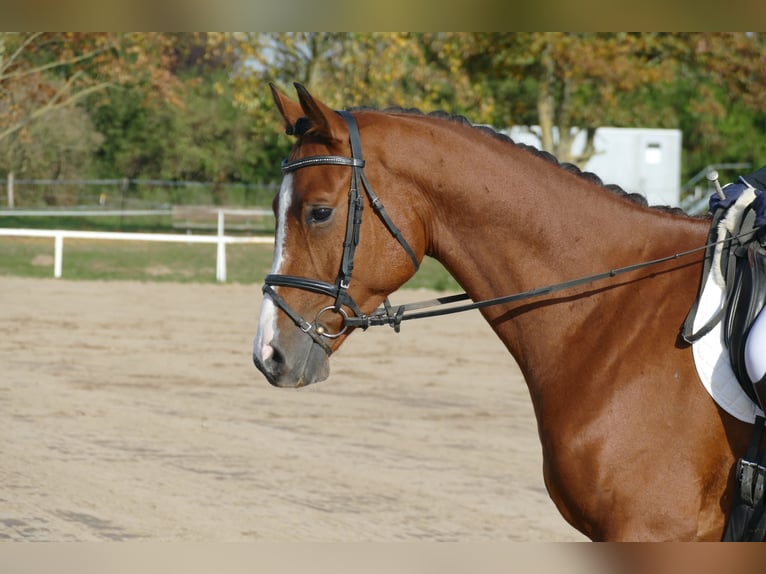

{"left": 0, "top": 276, "right": 584, "bottom": 541}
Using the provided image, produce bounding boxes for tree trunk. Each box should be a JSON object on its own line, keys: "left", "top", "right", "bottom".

{"left": 537, "top": 43, "right": 556, "bottom": 155}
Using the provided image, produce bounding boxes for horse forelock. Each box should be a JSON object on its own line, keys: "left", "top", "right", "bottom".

{"left": 291, "top": 117, "right": 315, "bottom": 137}
{"left": 348, "top": 105, "right": 689, "bottom": 217}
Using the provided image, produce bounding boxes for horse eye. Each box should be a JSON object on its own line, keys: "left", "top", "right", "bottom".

{"left": 310, "top": 206, "right": 333, "bottom": 223}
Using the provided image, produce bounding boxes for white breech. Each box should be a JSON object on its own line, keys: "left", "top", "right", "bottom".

{"left": 745, "top": 309, "right": 766, "bottom": 383}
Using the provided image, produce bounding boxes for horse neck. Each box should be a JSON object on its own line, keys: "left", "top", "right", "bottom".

{"left": 390, "top": 117, "right": 709, "bottom": 387}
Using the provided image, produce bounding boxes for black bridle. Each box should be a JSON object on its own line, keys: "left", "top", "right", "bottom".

{"left": 262, "top": 110, "right": 420, "bottom": 355}
{"left": 264, "top": 110, "right": 750, "bottom": 356}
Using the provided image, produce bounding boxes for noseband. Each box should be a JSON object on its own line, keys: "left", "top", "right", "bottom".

{"left": 262, "top": 110, "right": 420, "bottom": 355}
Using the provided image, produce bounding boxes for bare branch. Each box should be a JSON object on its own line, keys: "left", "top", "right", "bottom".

{"left": 1, "top": 45, "right": 113, "bottom": 83}
{"left": 0, "top": 80, "right": 112, "bottom": 143}
{"left": 0, "top": 32, "right": 43, "bottom": 78}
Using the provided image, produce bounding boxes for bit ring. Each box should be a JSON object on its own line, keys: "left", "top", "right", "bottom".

{"left": 313, "top": 306, "right": 349, "bottom": 339}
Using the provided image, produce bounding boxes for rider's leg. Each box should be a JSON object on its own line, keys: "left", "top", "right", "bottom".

{"left": 745, "top": 309, "right": 766, "bottom": 384}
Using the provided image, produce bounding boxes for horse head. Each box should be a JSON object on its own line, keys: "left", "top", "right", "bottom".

{"left": 253, "top": 83, "right": 425, "bottom": 388}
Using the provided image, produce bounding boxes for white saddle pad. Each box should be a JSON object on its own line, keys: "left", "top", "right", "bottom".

{"left": 692, "top": 269, "right": 765, "bottom": 424}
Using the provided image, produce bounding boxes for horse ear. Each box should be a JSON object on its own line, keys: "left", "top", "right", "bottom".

{"left": 269, "top": 82, "right": 304, "bottom": 135}
{"left": 293, "top": 82, "right": 345, "bottom": 142}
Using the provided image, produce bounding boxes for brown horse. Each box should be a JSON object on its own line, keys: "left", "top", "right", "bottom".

{"left": 253, "top": 83, "right": 753, "bottom": 541}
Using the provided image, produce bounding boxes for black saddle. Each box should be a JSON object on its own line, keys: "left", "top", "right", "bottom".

{"left": 686, "top": 189, "right": 766, "bottom": 542}
{"left": 717, "top": 206, "right": 766, "bottom": 542}
{"left": 724, "top": 234, "right": 766, "bottom": 412}
{"left": 684, "top": 203, "right": 766, "bottom": 413}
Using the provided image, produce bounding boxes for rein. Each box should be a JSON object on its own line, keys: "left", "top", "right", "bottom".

{"left": 264, "top": 109, "right": 750, "bottom": 350}
{"left": 348, "top": 231, "right": 753, "bottom": 332}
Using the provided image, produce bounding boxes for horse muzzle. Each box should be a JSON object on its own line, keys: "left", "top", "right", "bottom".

{"left": 253, "top": 331, "right": 331, "bottom": 388}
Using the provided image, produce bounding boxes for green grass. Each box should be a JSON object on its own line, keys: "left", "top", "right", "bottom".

{"left": 0, "top": 214, "right": 176, "bottom": 234}
{"left": 0, "top": 236, "right": 460, "bottom": 290}
{"left": 0, "top": 214, "right": 275, "bottom": 235}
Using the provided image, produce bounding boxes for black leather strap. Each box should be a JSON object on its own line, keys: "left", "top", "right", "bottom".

{"left": 282, "top": 155, "right": 363, "bottom": 172}
{"left": 338, "top": 110, "right": 420, "bottom": 272}
{"left": 264, "top": 274, "right": 363, "bottom": 318}
{"left": 262, "top": 283, "right": 332, "bottom": 355}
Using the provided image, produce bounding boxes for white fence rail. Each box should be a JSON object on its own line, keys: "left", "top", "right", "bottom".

{"left": 1, "top": 209, "right": 173, "bottom": 217}
{"left": 0, "top": 208, "right": 271, "bottom": 217}
{"left": 0, "top": 223, "right": 274, "bottom": 282}
{"left": 0, "top": 206, "right": 274, "bottom": 234}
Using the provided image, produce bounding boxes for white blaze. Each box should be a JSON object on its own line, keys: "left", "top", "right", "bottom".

{"left": 254, "top": 174, "right": 293, "bottom": 362}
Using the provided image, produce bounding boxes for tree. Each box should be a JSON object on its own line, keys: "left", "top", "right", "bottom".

{"left": 0, "top": 33, "right": 183, "bottom": 180}
{"left": 89, "top": 34, "right": 270, "bottom": 191}
{"left": 1, "top": 33, "right": 111, "bottom": 145}
{"left": 674, "top": 33, "right": 766, "bottom": 180}
{"left": 454, "top": 32, "right": 766, "bottom": 179}
{"left": 220, "top": 33, "right": 475, "bottom": 122}
{"left": 217, "top": 33, "right": 713, "bottom": 170}
{"left": 6, "top": 33, "right": 762, "bottom": 198}
{"left": 202, "top": 32, "right": 487, "bottom": 186}
{"left": 1, "top": 106, "right": 103, "bottom": 181}
{"left": 437, "top": 33, "right": 691, "bottom": 166}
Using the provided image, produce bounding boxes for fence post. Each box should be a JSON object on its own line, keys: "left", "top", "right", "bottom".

{"left": 119, "top": 177, "right": 128, "bottom": 230}
{"left": 216, "top": 209, "right": 226, "bottom": 282}
{"left": 54, "top": 233, "right": 63, "bottom": 278}
{"left": 7, "top": 171, "right": 13, "bottom": 208}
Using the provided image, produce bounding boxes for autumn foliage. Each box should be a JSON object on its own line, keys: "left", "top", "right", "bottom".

{"left": 1, "top": 32, "right": 765, "bottom": 186}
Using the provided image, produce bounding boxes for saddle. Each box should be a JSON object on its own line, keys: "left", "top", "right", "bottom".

{"left": 724, "top": 228, "right": 766, "bottom": 412}
{"left": 684, "top": 190, "right": 766, "bottom": 542}
{"left": 684, "top": 192, "right": 766, "bottom": 414}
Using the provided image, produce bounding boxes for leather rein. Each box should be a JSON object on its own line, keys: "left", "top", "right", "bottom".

{"left": 263, "top": 110, "right": 745, "bottom": 355}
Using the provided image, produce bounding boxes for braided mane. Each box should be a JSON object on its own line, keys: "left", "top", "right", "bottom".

{"left": 353, "top": 105, "right": 688, "bottom": 216}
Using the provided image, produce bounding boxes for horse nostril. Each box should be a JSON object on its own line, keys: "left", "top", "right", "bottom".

{"left": 254, "top": 343, "right": 287, "bottom": 384}
{"left": 268, "top": 345, "right": 285, "bottom": 369}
